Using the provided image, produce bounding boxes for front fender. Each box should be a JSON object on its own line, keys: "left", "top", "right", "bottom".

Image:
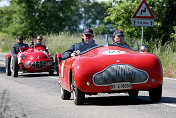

{"left": 6, "top": 54, "right": 11, "bottom": 58}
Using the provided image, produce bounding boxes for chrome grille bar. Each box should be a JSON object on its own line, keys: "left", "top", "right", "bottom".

{"left": 31, "top": 61, "right": 46, "bottom": 68}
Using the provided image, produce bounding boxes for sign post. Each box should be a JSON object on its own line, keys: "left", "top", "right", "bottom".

{"left": 132, "top": 0, "right": 154, "bottom": 46}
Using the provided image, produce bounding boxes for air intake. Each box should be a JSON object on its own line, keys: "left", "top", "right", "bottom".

{"left": 93, "top": 64, "right": 148, "bottom": 85}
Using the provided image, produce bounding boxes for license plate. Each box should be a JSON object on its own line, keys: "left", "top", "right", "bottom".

{"left": 110, "top": 82, "right": 132, "bottom": 90}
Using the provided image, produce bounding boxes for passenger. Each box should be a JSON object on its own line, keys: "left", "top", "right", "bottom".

{"left": 11, "top": 35, "right": 29, "bottom": 56}
{"left": 29, "top": 35, "right": 44, "bottom": 46}
{"left": 61, "top": 29, "right": 97, "bottom": 60}
{"left": 112, "top": 30, "right": 129, "bottom": 47}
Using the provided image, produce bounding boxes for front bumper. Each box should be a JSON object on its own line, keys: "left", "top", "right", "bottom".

{"left": 76, "top": 64, "right": 163, "bottom": 93}
{"left": 20, "top": 60, "right": 53, "bottom": 73}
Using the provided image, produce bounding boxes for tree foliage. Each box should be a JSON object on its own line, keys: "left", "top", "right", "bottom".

{"left": 105, "top": 0, "right": 176, "bottom": 44}
{"left": 0, "top": 0, "right": 175, "bottom": 44}
{"left": 0, "top": 0, "right": 77, "bottom": 38}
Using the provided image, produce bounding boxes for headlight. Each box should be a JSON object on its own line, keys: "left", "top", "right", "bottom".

{"left": 24, "top": 61, "right": 31, "bottom": 68}
{"left": 21, "top": 54, "right": 26, "bottom": 60}
{"left": 47, "top": 61, "right": 52, "bottom": 66}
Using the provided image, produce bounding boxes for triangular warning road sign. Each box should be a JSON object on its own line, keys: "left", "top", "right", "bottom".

{"left": 132, "top": 0, "right": 154, "bottom": 19}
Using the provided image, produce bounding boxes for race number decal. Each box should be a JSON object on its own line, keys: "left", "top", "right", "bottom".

{"left": 102, "top": 50, "right": 126, "bottom": 55}
{"left": 61, "top": 60, "right": 66, "bottom": 78}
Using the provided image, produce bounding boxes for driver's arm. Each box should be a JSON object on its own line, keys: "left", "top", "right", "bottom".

{"left": 61, "top": 45, "right": 75, "bottom": 60}
{"left": 11, "top": 44, "right": 18, "bottom": 56}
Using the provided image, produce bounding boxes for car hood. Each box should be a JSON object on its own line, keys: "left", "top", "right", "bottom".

{"left": 72, "top": 46, "right": 162, "bottom": 78}
{"left": 24, "top": 51, "right": 48, "bottom": 61}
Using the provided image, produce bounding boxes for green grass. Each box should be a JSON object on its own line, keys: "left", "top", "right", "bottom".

{"left": 0, "top": 32, "right": 176, "bottom": 78}
{"left": 151, "top": 42, "right": 176, "bottom": 78}
{"left": 43, "top": 33, "right": 81, "bottom": 54}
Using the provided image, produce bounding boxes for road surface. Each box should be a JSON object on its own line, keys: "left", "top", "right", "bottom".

{"left": 0, "top": 52, "right": 176, "bottom": 118}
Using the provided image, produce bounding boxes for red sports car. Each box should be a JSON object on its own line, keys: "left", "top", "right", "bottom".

{"left": 5, "top": 45, "right": 54, "bottom": 77}
{"left": 56, "top": 37, "right": 163, "bottom": 105}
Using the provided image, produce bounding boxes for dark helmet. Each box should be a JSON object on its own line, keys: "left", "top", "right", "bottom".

{"left": 83, "top": 29, "right": 93, "bottom": 34}
{"left": 16, "top": 35, "right": 23, "bottom": 40}
{"left": 113, "top": 30, "right": 124, "bottom": 38}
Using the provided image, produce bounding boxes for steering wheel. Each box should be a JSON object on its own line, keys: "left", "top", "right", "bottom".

{"left": 113, "top": 41, "right": 130, "bottom": 48}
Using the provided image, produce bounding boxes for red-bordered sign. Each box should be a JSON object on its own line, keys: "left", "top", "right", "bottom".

{"left": 132, "top": 0, "right": 154, "bottom": 19}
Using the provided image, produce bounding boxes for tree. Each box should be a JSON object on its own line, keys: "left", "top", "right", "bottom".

{"left": 37, "top": 0, "right": 77, "bottom": 34}
{"left": 6, "top": 0, "right": 41, "bottom": 37}
{"left": 105, "top": 0, "right": 176, "bottom": 44}
{"left": 1, "top": 0, "right": 77, "bottom": 37}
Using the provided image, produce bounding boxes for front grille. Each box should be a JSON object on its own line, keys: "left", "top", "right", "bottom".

{"left": 93, "top": 64, "right": 148, "bottom": 85}
{"left": 31, "top": 61, "right": 46, "bottom": 68}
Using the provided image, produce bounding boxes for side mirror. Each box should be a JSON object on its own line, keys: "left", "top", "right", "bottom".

{"left": 141, "top": 46, "right": 146, "bottom": 52}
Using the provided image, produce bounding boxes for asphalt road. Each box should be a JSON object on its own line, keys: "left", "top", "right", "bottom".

{"left": 0, "top": 52, "right": 176, "bottom": 118}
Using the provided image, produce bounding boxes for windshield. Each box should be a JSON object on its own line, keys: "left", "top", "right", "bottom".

{"left": 77, "top": 35, "right": 139, "bottom": 55}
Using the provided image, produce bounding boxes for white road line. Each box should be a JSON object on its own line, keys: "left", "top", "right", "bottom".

{"left": 50, "top": 76, "right": 58, "bottom": 79}
{"left": 163, "top": 103, "right": 176, "bottom": 108}
{"left": 164, "top": 77, "right": 176, "bottom": 80}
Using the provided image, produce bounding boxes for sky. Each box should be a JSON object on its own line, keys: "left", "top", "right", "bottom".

{"left": 0, "top": 0, "right": 109, "bottom": 7}
{"left": 0, "top": 0, "right": 9, "bottom": 7}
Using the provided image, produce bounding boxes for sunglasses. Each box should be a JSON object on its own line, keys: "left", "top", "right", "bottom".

{"left": 85, "top": 34, "right": 92, "bottom": 37}
{"left": 116, "top": 35, "right": 124, "bottom": 38}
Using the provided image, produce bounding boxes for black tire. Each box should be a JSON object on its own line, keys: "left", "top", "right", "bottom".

{"left": 61, "top": 87, "right": 71, "bottom": 100}
{"left": 72, "top": 73, "right": 85, "bottom": 105}
{"left": 149, "top": 85, "right": 162, "bottom": 103}
{"left": 49, "top": 58, "right": 54, "bottom": 75}
{"left": 5, "top": 57, "right": 11, "bottom": 76}
{"left": 49, "top": 70, "right": 54, "bottom": 75}
{"left": 11, "top": 56, "right": 18, "bottom": 77}
{"left": 128, "top": 91, "right": 139, "bottom": 98}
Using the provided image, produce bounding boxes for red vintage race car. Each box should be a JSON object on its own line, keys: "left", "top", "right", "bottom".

{"left": 5, "top": 45, "right": 54, "bottom": 77}
{"left": 56, "top": 36, "right": 163, "bottom": 105}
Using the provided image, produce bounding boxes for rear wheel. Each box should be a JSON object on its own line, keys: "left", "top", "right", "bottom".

{"left": 128, "top": 91, "right": 139, "bottom": 98}
{"left": 149, "top": 85, "right": 162, "bottom": 103}
{"left": 5, "top": 57, "right": 11, "bottom": 76}
{"left": 61, "top": 87, "right": 71, "bottom": 100}
{"left": 11, "top": 56, "right": 18, "bottom": 77}
{"left": 72, "top": 73, "right": 85, "bottom": 105}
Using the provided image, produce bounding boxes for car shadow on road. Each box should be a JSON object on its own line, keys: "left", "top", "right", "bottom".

{"left": 160, "top": 97, "right": 176, "bottom": 104}
{"left": 84, "top": 95, "right": 152, "bottom": 106}
{"left": 84, "top": 95, "right": 176, "bottom": 106}
{"left": 21, "top": 73, "right": 57, "bottom": 77}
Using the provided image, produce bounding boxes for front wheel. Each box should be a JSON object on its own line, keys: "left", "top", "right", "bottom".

{"left": 5, "top": 57, "right": 11, "bottom": 76}
{"left": 149, "top": 85, "right": 162, "bottom": 103}
{"left": 61, "top": 87, "right": 71, "bottom": 100}
{"left": 49, "top": 70, "right": 54, "bottom": 75}
{"left": 11, "top": 56, "right": 18, "bottom": 77}
{"left": 72, "top": 73, "right": 85, "bottom": 105}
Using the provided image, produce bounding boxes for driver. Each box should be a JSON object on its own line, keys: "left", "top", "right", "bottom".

{"left": 112, "top": 30, "right": 128, "bottom": 46}
{"left": 11, "top": 35, "right": 29, "bottom": 56}
{"left": 61, "top": 29, "right": 97, "bottom": 60}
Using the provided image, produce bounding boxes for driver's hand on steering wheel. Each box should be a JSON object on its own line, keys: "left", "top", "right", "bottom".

{"left": 71, "top": 51, "right": 76, "bottom": 57}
